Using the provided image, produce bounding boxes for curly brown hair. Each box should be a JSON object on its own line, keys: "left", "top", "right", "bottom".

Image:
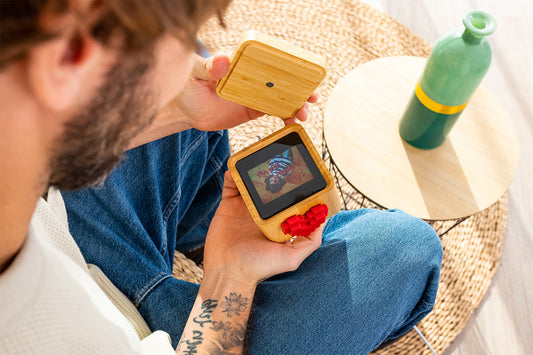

{"left": 0, "top": 0, "right": 230, "bottom": 70}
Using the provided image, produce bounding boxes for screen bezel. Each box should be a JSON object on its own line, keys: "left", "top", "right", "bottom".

{"left": 235, "top": 132, "right": 327, "bottom": 219}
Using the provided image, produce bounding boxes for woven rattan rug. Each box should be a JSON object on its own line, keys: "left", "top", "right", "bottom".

{"left": 172, "top": 1, "right": 508, "bottom": 354}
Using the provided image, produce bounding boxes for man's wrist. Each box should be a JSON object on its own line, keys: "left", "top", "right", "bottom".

{"left": 199, "top": 270, "right": 258, "bottom": 297}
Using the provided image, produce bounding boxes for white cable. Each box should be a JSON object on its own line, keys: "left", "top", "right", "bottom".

{"left": 413, "top": 326, "right": 437, "bottom": 355}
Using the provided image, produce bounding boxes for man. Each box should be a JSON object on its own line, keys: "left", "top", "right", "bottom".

{"left": 0, "top": 0, "right": 443, "bottom": 353}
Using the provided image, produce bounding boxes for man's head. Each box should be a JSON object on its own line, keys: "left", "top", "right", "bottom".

{"left": 265, "top": 174, "right": 285, "bottom": 193}
{"left": 0, "top": 0, "right": 230, "bottom": 190}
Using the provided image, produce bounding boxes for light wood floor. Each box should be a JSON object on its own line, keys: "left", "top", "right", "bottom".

{"left": 358, "top": 0, "right": 533, "bottom": 354}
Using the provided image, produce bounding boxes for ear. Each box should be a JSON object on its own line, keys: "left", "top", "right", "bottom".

{"left": 26, "top": 31, "right": 102, "bottom": 112}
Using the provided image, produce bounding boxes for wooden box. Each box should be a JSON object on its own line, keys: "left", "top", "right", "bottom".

{"left": 216, "top": 31, "right": 327, "bottom": 119}
{"left": 228, "top": 124, "right": 340, "bottom": 243}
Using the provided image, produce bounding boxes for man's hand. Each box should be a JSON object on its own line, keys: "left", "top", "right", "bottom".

{"left": 176, "top": 167, "right": 322, "bottom": 354}
{"left": 202, "top": 170, "right": 323, "bottom": 287}
{"left": 129, "top": 53, "right": 318, "bottom": 149}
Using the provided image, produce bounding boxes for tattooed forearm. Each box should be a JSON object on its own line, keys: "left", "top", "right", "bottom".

{"left": 221, "top": 293, "right": 249, "bottom": 318}
{"left": 178, "top": 292, "right": 252, "bottom": 355}
{"left": 193, "top": 299, "right": 218, "bottom": 327}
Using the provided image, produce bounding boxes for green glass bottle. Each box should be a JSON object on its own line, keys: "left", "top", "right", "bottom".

{"left": 399, "top": 10, "right": 497, "bottom": 149}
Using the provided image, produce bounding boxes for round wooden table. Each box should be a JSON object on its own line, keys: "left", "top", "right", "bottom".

{"left": 323, "top": 56, "right": 518, "bottom": 227}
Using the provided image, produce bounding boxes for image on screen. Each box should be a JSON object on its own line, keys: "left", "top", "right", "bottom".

{"left": 246, "top": 146, "right": 314, "bottom": 205}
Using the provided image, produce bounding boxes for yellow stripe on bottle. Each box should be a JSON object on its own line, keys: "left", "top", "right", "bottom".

{"left": 415, "top": 82, "right": 468, "bottom": 115}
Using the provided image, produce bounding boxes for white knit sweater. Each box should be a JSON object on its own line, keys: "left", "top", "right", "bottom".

{"left": 0, "top": 189, "right": 175, "bottom": 354}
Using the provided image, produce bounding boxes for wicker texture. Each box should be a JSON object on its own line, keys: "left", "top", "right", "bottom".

{"left": 170, "top": 1, "right": 508, "bottom": 353}
{"left": 172, "top": 252, "right": 203, "bottom": 284}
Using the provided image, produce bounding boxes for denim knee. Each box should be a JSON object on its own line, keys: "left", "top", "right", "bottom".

{"left": 324, "top": 209, "right": 441, "bottom": 256}
{"left": 379, "top": 209, "right": 443, "bottom": 269}
{"left": 323, "top": 209, "right": 443, "bottom": 343}
{"left": 361, "top": 209, "right": 443, "bottom": 340}
{"left": 381, "top": 209, "right": 443, "bottom": 339}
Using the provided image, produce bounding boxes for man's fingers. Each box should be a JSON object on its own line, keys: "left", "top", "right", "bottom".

{"left": 290, "top": 92, "right": 316, "bottom": 123}
{"left": 283, "top": 117, "right": 297, "bottom": 126}
{"left": 192, "top": 52, "right": 231, "bottom": 81}
{"left": 287, "top": 224, "right": 324, "bottom": 257}
{"left": 292, "top": 224, "right": 324, "bottom": 247}
{"left": 293, "top": 102, "right": 309, "bottom": 122}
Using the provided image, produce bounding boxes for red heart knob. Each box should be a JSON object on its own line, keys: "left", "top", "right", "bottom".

{"left": 281, "top": 204, "right": 328, "bottom": 237}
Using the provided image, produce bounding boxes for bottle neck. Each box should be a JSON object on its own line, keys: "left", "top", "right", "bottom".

{"left": 461, "top": 10, "right": 496, "bottom": 44}
{"left": 462, "top": 29, "right": 483, "bottom": 44}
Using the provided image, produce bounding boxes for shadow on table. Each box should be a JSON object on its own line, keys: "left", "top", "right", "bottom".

{"left": 401, "top": 139, "right": 479, "bottom": 220}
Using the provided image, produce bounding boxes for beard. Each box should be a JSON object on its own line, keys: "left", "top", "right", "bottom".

{"left": 48, "top": 51, "right": 157, "bottom": 191}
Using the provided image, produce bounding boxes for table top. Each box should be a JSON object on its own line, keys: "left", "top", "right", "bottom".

{"left": 324, "top": 56, "right": 519, "bottom": 220}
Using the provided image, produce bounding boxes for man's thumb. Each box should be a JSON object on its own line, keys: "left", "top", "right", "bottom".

{"left": 192, "top": 53, "right": 230, "bottom": 81}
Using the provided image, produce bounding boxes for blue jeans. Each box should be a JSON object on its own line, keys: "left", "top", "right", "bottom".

{"left": 61, "top": 129, "right": 442, "bottom": 354}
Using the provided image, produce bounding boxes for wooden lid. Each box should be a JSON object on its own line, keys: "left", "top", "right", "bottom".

{"left": 324, "top": 56, "right": 518, "bottom": 220}
{"left": 216, "top": 31, "right": 327, "bottom": 119}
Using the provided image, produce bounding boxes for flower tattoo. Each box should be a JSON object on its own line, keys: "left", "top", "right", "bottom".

{"left": 211, "top": 321, "right": 232, "bottom": 339}
{"left": 221, "top": 293, "right": 249, "bottom": 317}
{"left": 211, "top": 321, "right": 246, "bottom": 348}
